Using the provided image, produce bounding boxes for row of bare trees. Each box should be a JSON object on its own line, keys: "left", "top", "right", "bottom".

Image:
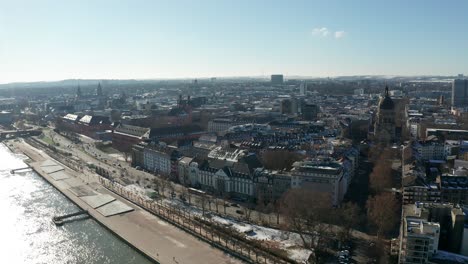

{"left": 366, "top": 146, "right": 401, "bottom": 238}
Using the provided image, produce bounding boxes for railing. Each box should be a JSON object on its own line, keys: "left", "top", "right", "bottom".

{"left": 100, "top": 177, "right": 293, "bottom": 264}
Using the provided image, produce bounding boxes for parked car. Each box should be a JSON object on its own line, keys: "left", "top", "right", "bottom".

{"left": 235, "top": 210, "right": 244, "bottom": 215}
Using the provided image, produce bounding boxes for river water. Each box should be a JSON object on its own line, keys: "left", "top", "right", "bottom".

{"left": 0, "top": 144, "right": 153, "bottom": 264}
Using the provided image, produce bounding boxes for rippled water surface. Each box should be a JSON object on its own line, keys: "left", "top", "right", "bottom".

{"left": 0, "top": 144, "right": 153, "bottom": 264}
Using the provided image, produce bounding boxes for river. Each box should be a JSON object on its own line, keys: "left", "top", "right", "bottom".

{"left": 0, "top": 144, "right": 154, "bottom": 264}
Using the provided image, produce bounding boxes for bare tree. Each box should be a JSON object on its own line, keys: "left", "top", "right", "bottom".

{"left": 367, "top": 192, "right": 400, "bottom": 238}
{"left": 159, "top": 178, "right": 170, "bottom": 198}
{"left": 242, "top": 205, "right": 254, "bottom": 221}
{"left": 281, "top": 188, "right": 333, "bottom": 262}
{"left": 369, "top": 149, "right": 394, "bottom": 194}
{"left": 273, "top": 200, "right": 281, "bottom": 225}
{"left": 369, "top": 162, "right": 393, "bottom": 194}
{"left": 336, "top": 202, "right": 361, "bottom": 243}
{"left": 152, "top": 177, "right": 168, "bottom": 198}
{"left": 123, "top": 152, "right": 131, "bottom": 162}
{"left": 167, "top": 182, "right": 175, "bottom": 199}
{"left": 180, "top": 188, "right": 190, "bottom": 204}
{"left": 197, "top": 195, "right": 209, "bottom": 216}
{"left": 215, "top": 198, "right": 224, "bottom": 213}
{"left": 222, "top": 192, "right": 230, "bottom": 215}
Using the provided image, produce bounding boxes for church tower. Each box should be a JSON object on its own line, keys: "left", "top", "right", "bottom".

{"left": 375, "top": 85, "right": 396, "bottom": 145}
{"left": 96, "top": 82, "right": 103, "bottom": 97}
{"left": 76, "top": 85, "right": 82, "bottom": 99}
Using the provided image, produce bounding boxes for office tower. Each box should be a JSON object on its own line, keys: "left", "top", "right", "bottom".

{"left": 271, "top": 74, "right": 284, "bottom": 85}
{"left": 451, "top": 79, "right": 468, "bottom": 106}
{"left": 302, "top": 103, "right": 319, "bottom": 120}
{"left": 299, "top": 82, "right": 307, "bottom": 95}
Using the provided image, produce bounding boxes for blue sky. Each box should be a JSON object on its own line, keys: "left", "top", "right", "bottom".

{"left": 0, "top": 0, "right": 467, "bottom": 83}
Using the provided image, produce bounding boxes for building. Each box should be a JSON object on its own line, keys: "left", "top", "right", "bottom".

{"left": 462, "top": 206, "right": 468, "bottom": 256}
{"left": 374, "top": 86, "right": 396, "bottom": 145}
{"left": 208, "top": 118, "right": 245, "bottom": 133}
{"left": 399, "top": 216, "right": 440, "bottom": 263}
{"left": 280, "top": 99, "right": 299, "bottom": 115}
{"left": 271, "top": 74, "right": 284, "bottom": 85}
{"left": 77, "top": 115, "right": 111, "bottom": 130}
{"left": 354, "top": 88, "right": 364, "bottom": 96}
{"left": 403, "top": 184, "right": 441, "bottom": 205}
{"left": 253, "top": 169, "right": 292, "bottom": 203}
{"left": 178, "top": 156, "right": 194, "bottom": 185}
{"left": 0, "top": 111, "right": 13, "bottom": 125}
{"left": 289, "top": 160, "right": 347, "bottom": 206}
{"left": 112, "top": 124, "right": 150, "bottom": 153}
{"left": 58, "top": 114, "right": 111, "bottom": 139}
{"left": 59, "top": 114, "right": 80, "bottom": 131}
{"left": 96, "top": 82, "right": 103, "bottom": 96}
{"left": 399, "top": 202, "right": 468, "bottom": 263}
{"left": 143, "top": 143, "right": 179, "bottom": 176}
{"left": 426, "top": 128, "right": 468, "bottom": 141}
{"left": 439, "top": 176, "right": 468, "bottom": 205}
{"left": 299, "top": 82, "right": 307, "bottom": 96}
{"left": 451, "top": 79, "right": 468, "bottom": 107}
{"left": 181, "top": 148, "right": 263, "bottom": 200}
{"left": 302, "top": 103, "right": 319, "bottom": 121}
{"left": 131, "top": 142, "right": 146, "bottom": 168}
{"left": 414, "top": 140, "right": 446, "bottom": 161}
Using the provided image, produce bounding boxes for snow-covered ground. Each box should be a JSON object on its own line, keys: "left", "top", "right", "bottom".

{"left": 124, "top": 183, "right": 312, "bottom": 263}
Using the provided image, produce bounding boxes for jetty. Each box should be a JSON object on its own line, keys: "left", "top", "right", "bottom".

{"left": 10, "top": 167, "right": 31, "bottom": 174}
{"left": 53, "top": 210, "right": 89, "bottom": 226}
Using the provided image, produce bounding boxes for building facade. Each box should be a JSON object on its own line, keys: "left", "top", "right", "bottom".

{"left": 452, "top": 79, "right": 468, "bottom": 107}
{"left": 399, "top": 217, "right": 440, "bottom": 264}
{"left": 374, "top": 86, "right": 396, "bottom": 145}
{"left": 271, "top": 74, "right": 284, "bottom": 85}
{"left": 290, "top": 160, "right": 347, "bottom": 206}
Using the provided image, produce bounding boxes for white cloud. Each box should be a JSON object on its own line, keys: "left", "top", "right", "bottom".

{"left": 312, "top": 27, "right": 329, "bottom": 37}
{"left": 334, "top": 31, "right": 346, "bottom": 39}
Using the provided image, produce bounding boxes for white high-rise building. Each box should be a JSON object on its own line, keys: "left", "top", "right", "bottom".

{"left": 299, "top": 82, "right": 307, "bottom": 96}
{"left": 354, "top": 88, "right": 364, "bottom": 95}
{"left": 399, "top": 217, "right": 440, "bottom": 263}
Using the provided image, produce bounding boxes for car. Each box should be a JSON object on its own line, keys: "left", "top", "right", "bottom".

{"left": 135, "top": 166, "right": 142, "bottom": 170}
{"left": 341, "top": 244, "right": 351, "bottom": 250}
{"left": 235, "top": 210, "right": 244, "bottom": 214}
{"left": 339, "top": 256, "right": 349, "bottom": 262}
{"left": 231, "top": 203, "right": 239, "bottom": 207}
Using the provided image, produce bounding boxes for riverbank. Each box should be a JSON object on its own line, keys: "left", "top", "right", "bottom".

{"left": 7, "top": 140, "right": 241, "bottom": 264}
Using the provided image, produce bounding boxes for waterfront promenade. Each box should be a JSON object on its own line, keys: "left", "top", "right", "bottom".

{"left": 9, "top": 140, "right": 242, "bottom": 264}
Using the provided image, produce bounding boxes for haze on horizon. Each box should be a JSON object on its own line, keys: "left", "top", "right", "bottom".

{"left": 1, "top": 0, "right": 467, "bottom": 84}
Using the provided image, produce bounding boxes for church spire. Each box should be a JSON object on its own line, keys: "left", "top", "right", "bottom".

{"left": 97, "top": 82, "right": 103, "bottom": 96}
{"left": 76, "top": 85, "right": 82, "bottom": 98}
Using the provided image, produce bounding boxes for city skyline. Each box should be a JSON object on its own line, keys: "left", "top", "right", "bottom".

{"left": 1, "top": 0, "right": 468, "bottom": 83}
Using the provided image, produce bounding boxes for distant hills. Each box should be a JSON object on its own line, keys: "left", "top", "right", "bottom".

{"left": 0, "top": 75, "right": 459, "bottom": 89}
